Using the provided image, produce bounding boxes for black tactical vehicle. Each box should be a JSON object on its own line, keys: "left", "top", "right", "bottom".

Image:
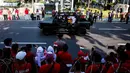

{"left": 38, "top": 12, "right": 92, "bottom": 35}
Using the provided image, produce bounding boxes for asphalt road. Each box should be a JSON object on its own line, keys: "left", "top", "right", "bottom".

{"left": 0, "top": 20, "right": 130, "bottom": 59}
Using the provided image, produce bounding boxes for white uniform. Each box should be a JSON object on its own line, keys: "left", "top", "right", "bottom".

{"left": 35, "top": 46, "right": 46, "bottom": 67}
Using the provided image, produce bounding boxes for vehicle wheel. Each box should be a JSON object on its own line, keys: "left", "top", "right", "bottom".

{"left": 42, "top": 28, "right": 49, "bottom": 35}
{"left": 77, "top": 27, "right": 86, "bottom": 35}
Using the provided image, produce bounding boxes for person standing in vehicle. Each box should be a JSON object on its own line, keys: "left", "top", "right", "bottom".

{"left": 41, "top": 7, "right": 45, "bottom": 20}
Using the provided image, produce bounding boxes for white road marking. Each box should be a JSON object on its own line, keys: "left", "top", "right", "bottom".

{"left": 66, "top": 64, "right": 72, "bottom": 67}
{"left": 117, "top": 43, "right": 126, "bottom": 46}
{"left": 0, "top": 42, "right": 47, "bottom": 44}
{"left": 98, "top": 28, "right": 127, "bottom": 31}
{"left": 21, "top": 27, "right": 39, "bottom": 29}
{"left": 3, "top": 27, "right": 10, "bottom": 30}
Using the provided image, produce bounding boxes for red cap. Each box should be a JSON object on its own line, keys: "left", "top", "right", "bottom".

{"left": 78, "top": 50, "right": 85, "bottom": 57}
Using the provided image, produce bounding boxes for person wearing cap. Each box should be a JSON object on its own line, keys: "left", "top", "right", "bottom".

{"left": 53, "top": 34, "right": 66, "bottom": 53}
{"left": 39, "top": 52, "right": 60, "bottom": 73}
{"left": 35, "top": 46, "right": 46, "bottom": 67}
{"left": 85, "top": 51, "right": 107, "bottom": 73}
{"left": 74, "top": 50, "right": 88, "bottom": 71}
{"left": 47, "top": 46, "right": 57, "bottom": 61}
{"left": 11, "top": 51, "right": 32, "bottom": 73}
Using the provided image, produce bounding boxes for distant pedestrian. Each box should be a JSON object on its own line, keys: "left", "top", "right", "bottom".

{"left": 12, "top": 8, "right": 16, "bottom": 20}
{"left": 97, "top": 11, "right": 100, "bottom": 20}
{"left": 36, "top": 9, "right": 40, "bottom": 20}
{"left": 108, "top": 12, "right": 112, "bottom": 22}
{"left": 125, "top": 12, "right": 130, "bottom": 24}
{"left": 25, "top": 8, "right": 30, "bottom": 20}
{"left": 8, "top": 9, "right": 12, "bottom": 20}
{"left": 15, "top": 8, "right": 19, "bottom": 20}
{"left": 100, "top": 10, "right": 103, "bottom": 21}
{"left": 3, "top": 8, "right": 8, "bottom": 20}
{"left": 30, "top": 13, "right": 34, "bottom": 20}
{"left": 12, "top": 51, "right": 32, "bottom": 73}
{"left": 0, "top": 9, "right": 3, "bottom": 20}
{"left": 93, "top": 10, "right": 98, "bottom": 22}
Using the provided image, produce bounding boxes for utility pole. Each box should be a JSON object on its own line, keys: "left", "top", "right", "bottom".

{"left": 60, "top": 0, "right": 63, "bottom": 11}
{"left": 127, "top": 0, "right": 129, "bottom": 5}
{"left": 71, "top": 0, "right": 74, "bottom": 11}
{"left": 123, "top": 0, "right": 125, "bottom": 4}
{"left": 87, "top": 0, "right": 90, "bottom": 8}
{"left": 32, "top": 0, "right": 34, "bottom": 13}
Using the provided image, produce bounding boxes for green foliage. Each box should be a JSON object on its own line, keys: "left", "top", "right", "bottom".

{"left": 92, "top": 0, "right": 97, "bottom": 4}
{"left": 17, "top": 2, "right": 21, "bottom": 7}
{"left": 39, "top": 0, "right": 44, "bottom": 3}
{"left": 76, "top": 2, "right": 80, "bottom": 8}
{"left": 4, "top": 0, "right": 18, "bottom": 3}
{"left": 107, "top": 3, "right": 114, "bottom": 6}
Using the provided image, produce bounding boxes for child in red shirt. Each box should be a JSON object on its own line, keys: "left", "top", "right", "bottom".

{"left": 12, "top": 51, "right": 32, "bottom": 73}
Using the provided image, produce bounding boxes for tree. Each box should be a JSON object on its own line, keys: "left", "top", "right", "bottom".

{"left": 4, "top": 0, "right": 18, "bottom": 2}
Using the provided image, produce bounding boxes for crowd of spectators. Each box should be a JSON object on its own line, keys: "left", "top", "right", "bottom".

{"left": 0, "top": 34, "right": 130, "bottom": 73}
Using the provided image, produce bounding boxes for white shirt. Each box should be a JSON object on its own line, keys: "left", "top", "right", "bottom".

{"left": 36, "top": 11, "right": 40, "bottom": 16}
{"left": 68, "top": 16, "right": 76, "bottom": 24}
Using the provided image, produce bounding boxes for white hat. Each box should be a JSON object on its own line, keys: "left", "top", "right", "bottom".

{"left": 101, "top": 58, "right": 106, "bottom": 63}
{"left": 37, "top": 46, "right": 43, "bottom": 53}
{"left": 16, "top": 51, "right": 26, "bottom": 60}
{"left": 47, "top": 46, "right": 54, "bottom": 53}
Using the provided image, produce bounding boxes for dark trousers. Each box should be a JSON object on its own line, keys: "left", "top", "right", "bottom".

{"left": 100, "top": 16, "right": 102, "bottom": 21}
{"left": 93, "top": 16, "right": 97, "bottom": 22}
{"left": 37, "top": 15, "right": 40, "bottom": 20}
{"left": 3, "top": 15, "right": 8, "bottom": 20}
{"left": 108, "top": 17, "right": 112, "bottom": 22}
{"left": 126, "top": 17, "right": 129, "bottom": 24}
{"left": 12, "top": 15, "right": 16, "bottom": 20}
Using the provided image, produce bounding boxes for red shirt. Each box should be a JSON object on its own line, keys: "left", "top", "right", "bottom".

{"left": 11, "top": 49, "right": 17, "bottom": 58}
{"left": 39, "top": 62, "right": 60, "bottom": 73}
{"left": 0, "top": 10, "right": 2, "bottom": 15}
{"left": 15, "top": 9, "right": 19, "bottom": 15}
{"left": 12, "top": 62, "right": 32, "bottom": 73}
{"left": 25, "top": 9, "right": 29, "bottom": 15}
{"left": 25, "top": 51, "right": 35, "bottom": 64}
{"left": 57, "top": 51, "right": 72, "bottom": 64}
{"left": 107, "top": 60, "right": 130, "bottom": 73}
{"left": 86, "top": 64, "right": 107, "bottom": 73}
